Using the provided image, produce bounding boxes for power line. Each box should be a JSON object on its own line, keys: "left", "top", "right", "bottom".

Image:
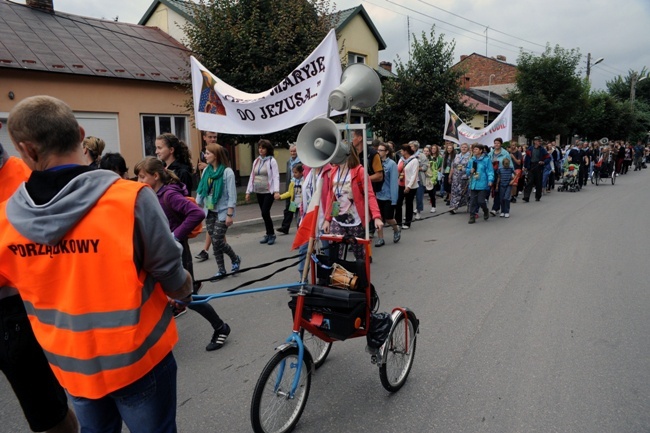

{"left": 364, "top": 0, "right": 535, "bottom": 64}
{"left": 414, "top": 0, "right": 547, "bottom": 49}
{"left": 364, "top": 0, "right": 506, "bottom": 50}
{"left": 383, "top": 0, "right": 542, "bottom": 55}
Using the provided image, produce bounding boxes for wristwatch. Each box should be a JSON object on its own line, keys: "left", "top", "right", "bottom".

{"left": 226, "top": 213, "right": 234, "bottom": 217}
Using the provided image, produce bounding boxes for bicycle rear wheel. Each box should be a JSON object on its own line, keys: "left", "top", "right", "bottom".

{"left": 379, "top": 311, "right": 417, "bottom": 392}
{"left": 251, "top": 347, "right": 311, "bottom": 433}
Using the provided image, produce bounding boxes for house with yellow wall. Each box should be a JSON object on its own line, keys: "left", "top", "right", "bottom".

{"left": 138, "top": 1, "right": 391, "bottom": 184}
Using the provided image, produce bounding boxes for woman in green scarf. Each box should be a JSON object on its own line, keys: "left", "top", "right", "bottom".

{"left": 197, "top": 143, "right": 241, "bottom": 282}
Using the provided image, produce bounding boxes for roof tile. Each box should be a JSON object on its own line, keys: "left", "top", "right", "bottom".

{"left": 0, "top": 0, "right": 189, "bottom": 83}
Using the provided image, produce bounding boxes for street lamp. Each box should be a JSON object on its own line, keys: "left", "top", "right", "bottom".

{"left": 631, "top": 74, "right": 647, "bottom": 105}
{"left": 586, "top": 53, "right": 604, "bottom": 80}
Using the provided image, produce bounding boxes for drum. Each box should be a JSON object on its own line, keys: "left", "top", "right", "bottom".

{"left": 329, "top": 263, "right": 358, "bottom": 290}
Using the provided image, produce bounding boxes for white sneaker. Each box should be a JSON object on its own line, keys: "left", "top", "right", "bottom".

{"left": 414, "top": 211, "right": 421, "bottom": 220}
{"left": 430, "top": 207, "right": 436, "bottom": 213}
{"left": 500, "top": 213, "right": 505, "bottom": 217}
{"left": 490, "top": 210, "right": 497, "bottom": 216}
{"left": 401, "top": 224, "right": 410, "bottom": 229}
{"left": 504, "top": 213, "right": 510, "bottom": 218}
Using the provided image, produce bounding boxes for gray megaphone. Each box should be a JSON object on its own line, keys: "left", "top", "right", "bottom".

{"left": 328, "top": 63, "right": 382, "bottom": 112}
{"left": 296, "top": 118, "right": 350, "bottom": 168}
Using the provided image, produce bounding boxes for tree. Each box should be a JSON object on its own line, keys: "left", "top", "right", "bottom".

{"left": 606, "top": 68, "right": 649, "bottom": 103}
{"left": 573, "top": 91, "right": 627, "bottom": 140}
{"left": 183, "top": 0, "right": 335, "bottom": 146}
{"left": 510, "top": 45, "right": 589, "bottom": 140}
{"left": 369, "top": 27, "right": 472, "bottom": 145}
{"left": 606, "top": 69, "right": 650, "bottom": 141}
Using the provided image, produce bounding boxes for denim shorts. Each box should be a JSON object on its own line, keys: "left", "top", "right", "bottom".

{"left": 0, "top": 294, "right": 69, "bottom": 431}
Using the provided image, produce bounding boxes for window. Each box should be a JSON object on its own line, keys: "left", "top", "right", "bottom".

{"left": 1, "top": 113, "right": 120, "bottom": 157}
{"left": 348, "top": 52, "right": 366, "bottom": 65}
{"left": 141, "top": 115, "right": 189, "bottom": 156}
{"left": 76, "top": 113, "right": 120, "bottom": 154}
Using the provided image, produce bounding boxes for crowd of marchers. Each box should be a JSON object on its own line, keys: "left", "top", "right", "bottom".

{"left": 2, "top": 93, "right": 647, "bottom": 432}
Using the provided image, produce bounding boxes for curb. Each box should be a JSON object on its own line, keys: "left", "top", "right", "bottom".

{"left": 232, "top": 214, "right": 284, "bottom": 230}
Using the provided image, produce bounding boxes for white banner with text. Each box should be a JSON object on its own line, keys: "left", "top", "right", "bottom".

{"left": 443, "top": 102, "right": 512, "bottom": 146}
{"left": 191, "top": 29, "right": 342, "bottom": 135}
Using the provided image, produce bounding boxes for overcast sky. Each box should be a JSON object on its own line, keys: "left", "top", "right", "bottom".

{"left": 16, "top": 0, "right": 650, "bottom": 92}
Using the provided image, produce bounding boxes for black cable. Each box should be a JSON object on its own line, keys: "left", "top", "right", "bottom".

{"left": 194, "top": 251, "right": 304, "bottom": 284}
{"left": 224, "top": 258, "right": 305, "bottom": 292}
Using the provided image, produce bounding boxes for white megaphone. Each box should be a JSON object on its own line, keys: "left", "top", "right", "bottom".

{"left": 328, "top": 63, "right": 382, "bottom": 112}
{"left": 296, "top": 118, "right": 350, "bottom": 168}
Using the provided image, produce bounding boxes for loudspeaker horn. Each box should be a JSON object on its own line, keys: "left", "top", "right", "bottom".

{"left": 328, "top": 63, "right": 382, "bottom": 112}
{"left": 600, "top": 137, "right": 609, "bottom": 145}
{"left": 296, "top": 118, "right": 350, "bottom": 168}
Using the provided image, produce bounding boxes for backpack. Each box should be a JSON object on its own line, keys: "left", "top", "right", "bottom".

{"left": 365, "top": 147, "right": 384, "bottom": 193}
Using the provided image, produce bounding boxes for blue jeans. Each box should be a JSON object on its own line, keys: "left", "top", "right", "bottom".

{"left": 69, "top": 352, "right": 178, "bottom": 433}
{"left": 499, "top": 185, "right": 512, "bottom": 214}
{"left": 416, "top": 183, "right": 424, "bottom": 212}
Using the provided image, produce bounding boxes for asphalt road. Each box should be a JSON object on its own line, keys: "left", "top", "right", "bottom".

{"left": 2, "top": 171, "right": 650, "bottom": 433}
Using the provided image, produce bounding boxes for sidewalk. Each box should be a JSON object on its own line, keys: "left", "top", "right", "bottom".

{"left": 230, "top": 200, "right": 284, "bottom": 230}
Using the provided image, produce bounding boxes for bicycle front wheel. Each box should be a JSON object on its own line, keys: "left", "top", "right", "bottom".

{"left": 300, "top": 328, "right": 332, "bottom": 369}
{"left": 251, "top": 347, "right": 311, "bottom": 433}
{"left": 379, "top": 311, "right": 417, "bottom": 392}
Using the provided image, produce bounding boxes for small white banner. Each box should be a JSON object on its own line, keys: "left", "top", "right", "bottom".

{"left": 191, "top": 29, "right": 342, "bottom": 135}
{"left": 443, "top": 102, "right": 512, "bottom": 146}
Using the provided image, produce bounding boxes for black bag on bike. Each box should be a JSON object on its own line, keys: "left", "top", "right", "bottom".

{"left": 288, "top": 285, "right": 366, "bottom": 340}
{"left": 366, "top": 312, "right": 393, "bottom": 349}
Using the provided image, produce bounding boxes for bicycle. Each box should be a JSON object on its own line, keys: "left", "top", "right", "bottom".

{"left": 249, "top": 234, "right": 419, "bottom": 433}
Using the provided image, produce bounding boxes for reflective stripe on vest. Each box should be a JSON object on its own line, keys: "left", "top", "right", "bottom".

{"left": 44, "top": 305, "right": 173, "bottom": 376}
{"left": 22, "top": 279, "right": 157, "bottom": 331}
{"left": 0, "top": 179, "right": 178, "bottom": 398}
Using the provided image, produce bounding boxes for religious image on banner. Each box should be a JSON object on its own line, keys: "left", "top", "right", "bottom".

{"left": 443, "top": 102, "right": 513, "bottom": 146}
{"left": 445, "top": 111, "right": 462, "bottom": 141}
{"left": 191, "top": 29, "right": 342, "bottom": 135}
{"left": 198, "top": 70, "right": 227, "bottom": 116}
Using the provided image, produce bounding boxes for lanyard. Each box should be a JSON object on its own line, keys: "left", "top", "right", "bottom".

{"left": 335, "top": 166, "right": 350, "bottom": 198}
{"left": 256, "top": 158, "right": 266, "bottom": 175}
{"left": 306, "top": 174, "right": 314, "bottom": 199}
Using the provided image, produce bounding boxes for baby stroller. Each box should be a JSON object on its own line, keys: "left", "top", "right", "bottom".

{"left": 557, "top": 163, "right": 581, "bottom": 192}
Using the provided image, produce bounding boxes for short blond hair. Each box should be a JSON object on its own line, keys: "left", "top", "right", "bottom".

{"left": 83, "top": 136, "right": 106, "bottom": 165}
{"left": 8, "top": 95, "right": 81, "bottom": 158}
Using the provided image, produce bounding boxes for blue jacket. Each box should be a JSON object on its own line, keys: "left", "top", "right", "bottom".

{"left": 376, "top": 158, "right": 399, "bottom": 205}
{"left": 466, "top": 154, "right": 494, "bottom": 191}
{"left": 488, "top": 148, "right": 513, "bottom": 169}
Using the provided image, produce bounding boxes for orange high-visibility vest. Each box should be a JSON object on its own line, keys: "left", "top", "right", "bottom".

{"left": 0, "top": 156, "right": 31, "bottom": 202}
{"left": 0, "top": 179, "right": 178, "bottom": 399}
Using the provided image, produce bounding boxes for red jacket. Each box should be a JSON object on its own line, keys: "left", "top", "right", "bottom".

{"left": 324, "top": 165, "right": 381, "bottom": 226}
